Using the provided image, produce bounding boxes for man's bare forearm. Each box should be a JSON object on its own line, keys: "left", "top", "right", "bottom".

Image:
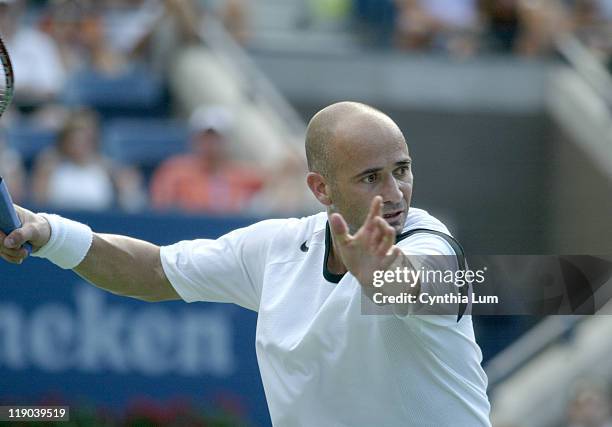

{"left": 74, "top": 233, "right": 180, "bottom": 302}
{"left": 0, "top": 206, "right": 180, "bottom": 302}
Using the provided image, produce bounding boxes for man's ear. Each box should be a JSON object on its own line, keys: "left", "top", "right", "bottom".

{"left": 306, "top": 172, "right": 332, "bottom": 206}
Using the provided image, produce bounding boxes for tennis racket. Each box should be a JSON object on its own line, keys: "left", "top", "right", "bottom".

{"left": 0, "top": 35, "right": 13, "bottom": 115}
{"left": 0, "top": 35, "right": 30, "bottom": 254}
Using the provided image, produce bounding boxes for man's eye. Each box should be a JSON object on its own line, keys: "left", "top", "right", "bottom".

{"left": 362, "top": 174, "right": 377, "bottom": 184}
{"left": 395, "top": 166, "right": 409, "bottom": 177}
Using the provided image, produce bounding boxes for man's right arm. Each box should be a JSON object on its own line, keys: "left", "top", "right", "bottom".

{"left": 0, "top": 205, "right": 180, "bottom": 302}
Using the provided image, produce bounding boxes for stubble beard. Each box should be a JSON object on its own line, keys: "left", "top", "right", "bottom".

{"left": 328, "top": 199, "right": 369, "bottom": 236}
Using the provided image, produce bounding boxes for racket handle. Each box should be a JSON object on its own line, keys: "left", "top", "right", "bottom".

{"left": 0, "top": 176, "right": 32, "bottom": 255}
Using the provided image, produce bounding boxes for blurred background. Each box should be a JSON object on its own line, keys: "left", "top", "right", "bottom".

{"left": 0, "top": 0, "right": 611, "bottom": 425}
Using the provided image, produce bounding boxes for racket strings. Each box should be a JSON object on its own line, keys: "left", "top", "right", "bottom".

{"left": 0, "top": 39, "right": 14, "bottom": 115}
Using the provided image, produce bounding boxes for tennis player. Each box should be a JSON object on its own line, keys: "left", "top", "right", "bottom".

{"left": 1, "top": 102, "right": 491, "bottom": 426}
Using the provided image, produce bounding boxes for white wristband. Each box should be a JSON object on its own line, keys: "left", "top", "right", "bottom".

{"left": 32, "top": 214, "right": 93, "bottom": 270}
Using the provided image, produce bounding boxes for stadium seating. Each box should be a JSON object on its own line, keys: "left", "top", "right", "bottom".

{"left": 62, "top": 65, "right": 167, "bottom": 119}
{"left": 101, "top": 118, "right": 189, "bottom": 175}
{"left": 5, "top": 122, "right": 57, "bottom": 169}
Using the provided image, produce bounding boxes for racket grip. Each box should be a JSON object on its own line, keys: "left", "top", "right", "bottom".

{"left": 0, "top": 176, "right": 32, "bottom": 254}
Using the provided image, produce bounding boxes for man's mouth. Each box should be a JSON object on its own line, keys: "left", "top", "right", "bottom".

{"left": 383, "top": 211, "right": 403, "bottom": 221}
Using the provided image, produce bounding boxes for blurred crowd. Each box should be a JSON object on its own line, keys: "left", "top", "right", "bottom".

{"left": 0, "top": 0, "right": 317, "bottom": 217}
{"left": 198, "top": 0, "right": 612, "bottom": 65}
{"left": 1, "top": 0, "right": 610, "bottom": 217}
{"left": 348, "top": 0, "right": 612, "bottom": 65}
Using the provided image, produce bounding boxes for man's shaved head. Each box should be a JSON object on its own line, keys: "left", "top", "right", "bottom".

{"left": 304, "top": 101, "right": 412, "bottom": 235}
{"left": 305, "top": 102, "right": 403, "bottom": 178}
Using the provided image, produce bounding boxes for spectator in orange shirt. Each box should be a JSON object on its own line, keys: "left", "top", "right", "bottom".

{"left": 150, "top": 106, "right": 264, "bottom": 214}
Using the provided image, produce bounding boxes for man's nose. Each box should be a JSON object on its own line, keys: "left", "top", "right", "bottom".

{"left": 381, "top": 175, "right": 403, "bottom": 204}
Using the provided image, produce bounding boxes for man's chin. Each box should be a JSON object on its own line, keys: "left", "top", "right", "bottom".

{"left": 385, "top": 213, "right": 407, "bottom": 235}
{"left": 386, "top": 220, "right": 405, "bottom": 235}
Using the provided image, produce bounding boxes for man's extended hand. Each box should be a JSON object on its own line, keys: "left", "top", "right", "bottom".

{"left": 0, "top": 206, "right": 51, "bottom": 264}
{"left": 329, "top": 196, "right": 403, "bottom": 288}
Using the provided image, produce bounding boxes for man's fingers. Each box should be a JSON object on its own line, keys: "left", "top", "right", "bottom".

{"left": 381, "top": 246, "right": 403, "bottom": 270}
{"left": 364, "top": 196, "right": 383, "bottom": 229}
{"left": 375, "top": 217, "right": 396, "bottom": 257}
{"left": 368, "top": 225, "right": 382, "bottom": 249}
{"left": 4, "top": 255, "right": 24, "bottom": 264}
{"left": 14, "top": 204, "right": 25, "bottom": 223}
{"left": 366, "top": 215, "right": 385, "bottom": 247}
{"left": 1, "top": 228, "right": 29, "bottom": 262}
{"left": 1, "top": 227, "right": 13, "bottom": 248}
{"left": 361, "top": 214, "right": 395, "bottom": 256}
{"left": 386, "top": 246, "right": 402, "bottom": 262}
{"left": 330, "top": 213, "right": 352, "bottom": 246}
{"left": 0, "top": 243, "right": 28, "bottom": 258}
{"left": 4, "top": 226, "right": 33, "bottom": 249}
{"left": 0, "top": 251, "right": 25, "bottom": 264}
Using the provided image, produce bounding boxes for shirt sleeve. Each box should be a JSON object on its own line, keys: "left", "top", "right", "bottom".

{"left": 399, "top": 233, "right": 457, "bottom": 258}
{"left": 396, "top": 233, "right": 463, "bottom": 323}
{"left": 159, "top": 219, "right": 285, "bottom": 311}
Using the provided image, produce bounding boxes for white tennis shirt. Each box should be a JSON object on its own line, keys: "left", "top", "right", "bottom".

{"left": 160, "top": 208, "right": 491, "bottom": 426}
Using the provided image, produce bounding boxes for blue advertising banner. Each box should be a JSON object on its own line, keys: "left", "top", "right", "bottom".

{"left": 0, "top": 211, "right": 270, "bottom": 426}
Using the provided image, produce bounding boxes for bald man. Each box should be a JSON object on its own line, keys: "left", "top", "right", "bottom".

{"left": 1, "top": 102, "right": 491, "bottom": 426}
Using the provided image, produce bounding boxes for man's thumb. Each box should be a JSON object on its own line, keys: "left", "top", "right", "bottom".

{"left": 330, "top": 213, "right": 350, "bottom": 244}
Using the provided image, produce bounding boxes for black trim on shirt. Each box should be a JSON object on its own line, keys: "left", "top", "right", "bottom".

{"left": 323, "top": 223, "right": 469, "bottom": 322}
{"left": 323, "top": 222, "right": 346, "bottom": 283}
{"left": 398, "top": 228, "right": 469, "bottom": 322}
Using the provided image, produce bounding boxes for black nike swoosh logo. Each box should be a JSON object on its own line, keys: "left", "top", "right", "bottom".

{"left": 300, "top": 241, "right": 309, "bottom": 252}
